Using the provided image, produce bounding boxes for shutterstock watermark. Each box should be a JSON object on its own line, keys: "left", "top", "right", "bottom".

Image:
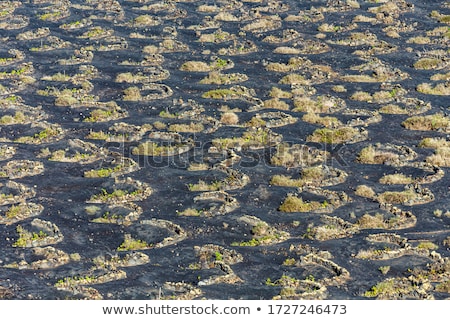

{"left": 98, "top": 138, "right": 350, "bottom": 170}
{"left": 102, "top": 303, "right": 251, "bottom": 315}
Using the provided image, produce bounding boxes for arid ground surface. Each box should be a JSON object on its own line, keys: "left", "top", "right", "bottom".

{"left": 0, "top": 0, "right": 449, "bottom": 300}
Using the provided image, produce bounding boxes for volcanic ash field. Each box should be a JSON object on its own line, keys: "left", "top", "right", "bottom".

{"left": 0, "top": 0, "right": 450, "bottom": 300}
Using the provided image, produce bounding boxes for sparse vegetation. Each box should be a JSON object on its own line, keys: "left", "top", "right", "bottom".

{"left": 279, "top": 194, "right": 329, "bottom": 213}
{"left": 245, "top": 116, "right": 266, "bottom": 128}
{"left": 357, "top": 145, "right": 403, "bottom": 164}
{"left": 88, "top": 185, "right": 151, "bottom": 204}
{"left": 0, "top": 111, "right": 26, "bottom": 125}
{"left": 117, "top": 234, "right": 151, "bottom": 251}
{"left": 402, "top": 113, "right": 450, "bottom": 131}
{"left": 282, "top": 258, "right": 297, "bottom": 266}
{"left": 356, "top": 213, "right": 388, "bottom": 229}
{"left": 379, "top": 174, "right": 414, "bottom": 185}
{"left": 332, "top": 85, "right": 347, "bottom": 92}
{"left": 413, "top": 58, "right": 442, "bottom": 70}
{"left": 271, "top": 165, "right": 345, "bottom": 188}
{"left": 425, "top": 147, "right": 450, "bottom": 167}
{"left": 350, "top": 91, "right": 372, "bottom": 101}
{"left": 270, "top": 175, "right": 304, "bottom": 187}
{"left": 307, "top": 127, "right": 360, "bottom": 144}
{"left": 302, "top": 113, "right": 342, "bottom": 128}
{"left": 435, "top": 281, "right": 450, "bottom": 293}
{"left": 364, "top": 278, "right": 397, "bottom": 298}
{"left": 188, "top": 180, "right": 223, "bottom": 192}
{"left": 84, "top": 165, "right": 124, "bottom": 178}
{"left": 132, "top": 15, "right": 160, "bottom": 27}
{"left": 279, "top": 74, "right": 309, "bottom": 85}
{"left": 293, "top": 95, "right": 344, "bottom": 113}
{"left": 131, "top": 141, "right": 190, "bottom": 156}
{"left": 263, "top": 98, "right": 290, "bottom": 110}
{"left": 177, "top": 208, "right": 202, "bottom": 217}
{"left": 179, "top": 61, "right": 210, "bottom": 72}
{"left": 86, "top": 131, "right": 109, "bottom": 140}
{"left": 431, "top": 72, "right": 450, "bottom": 81}
{"left": 212, "top": 128, "right": 281, "bottom": 151}
{"left": 418, "top": 138, "right": 450, "bottom": 166}
{"left": 199, "top": 72, "right": 247, "bottom": 85}
{"left": 168, "top": 122, "right": 204, "bottom": 133}
{"left": 269, "top": 87, "right": 292, "bottom": 99}
{"left": 417, "top": 83, "right": 450, "bottom": 95}
{"left": 220, "top": 112, "right": 239, "bottom": 125}
{"left": 123, "top": 86, "right": 142, "bottom": 101}
{"left": 232, "top": 216, "right": 289, "bottom": 247}
{"left": 270, "top": 143, "right": 328, "bottom": 168}
{"left": 418, "top": 137, "right": 450, "bottom": 149}
{"left": 201, "top": 86, "right": 253, "bottom": 100}
{"left": 379, "top": 266, "right": 391, "bottom": 275}
{"left": 379, "top": 104, "right": 408, "bottom": 114}
{"left": 152, "top": 121, "right": 167, "bottom": 130}
{"left": 430, "top": 11, "right": 450, "bottom": 24}
{"left": 377, "top": 189, "right": 417, "bottom": 204}
{"left": 187, "top": 163, "right": 209, "bottom": 171}
{"left": 13, "top": 225, "right": 48, "bottom": 248}
{"left": 355, "top": 185, "right": 376, "bottom": 198}
{"left": 15, "top": 126, "right": 63, "bottom": 144}
{"left": 416, "top": 241, "right": 438, "bottom": 250}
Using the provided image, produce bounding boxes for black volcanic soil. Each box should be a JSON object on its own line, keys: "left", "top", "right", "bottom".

{"left": 0, "top": 0, "right": 449, "bottom": 300}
